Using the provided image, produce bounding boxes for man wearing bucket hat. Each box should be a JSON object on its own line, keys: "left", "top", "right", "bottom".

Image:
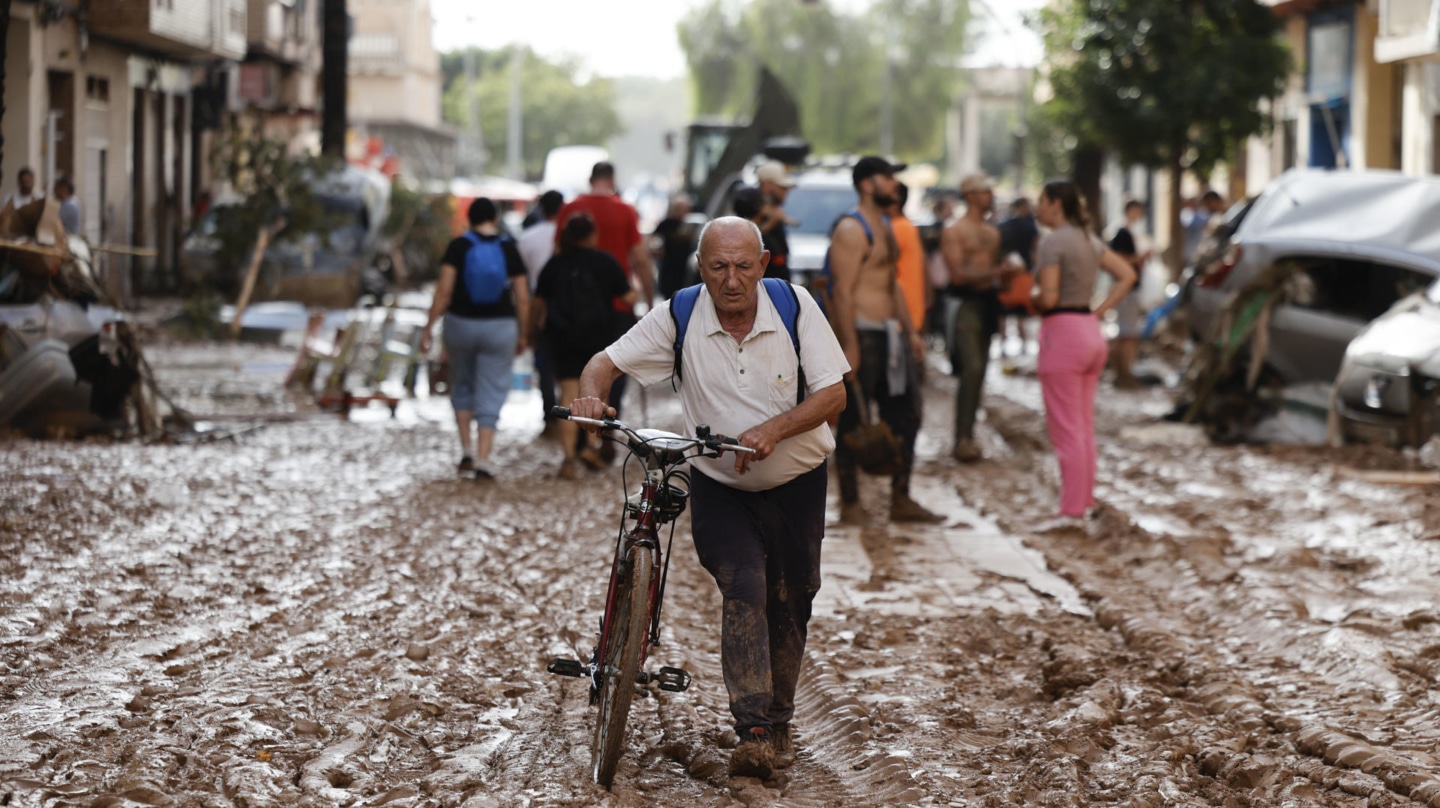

{"left": 940, "top": 172, "right": 1018, "bottom": 463}
{"left": 829, "top": 156, "right": 943, "bottom": 525}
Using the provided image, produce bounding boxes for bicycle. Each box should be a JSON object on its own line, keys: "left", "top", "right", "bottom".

{"left": 545, "top": 405, "right": 754, "bottom": 788}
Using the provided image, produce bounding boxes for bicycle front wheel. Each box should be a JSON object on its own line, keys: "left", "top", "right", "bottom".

{"left": 591, "top": 542, "right": 653, "bottom": 788}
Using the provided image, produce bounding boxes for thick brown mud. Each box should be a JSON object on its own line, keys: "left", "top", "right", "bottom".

{"left": 2, "top": 342, "right": 1437, "bottom": 806}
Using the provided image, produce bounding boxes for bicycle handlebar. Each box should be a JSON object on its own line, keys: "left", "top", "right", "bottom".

{"left": 549, "top": 406, "right": 756, "bottom": 456}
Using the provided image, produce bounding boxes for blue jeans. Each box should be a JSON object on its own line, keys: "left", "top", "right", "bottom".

{"left": 442, "top": 313, "right": 516, "bottom": 429}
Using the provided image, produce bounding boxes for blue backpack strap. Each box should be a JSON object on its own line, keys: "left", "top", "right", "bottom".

{"left": 761, "top": 277, "right": 806, "bottom": 404}
{"left": 847, "top": 210, "right": 874, "bottom": 245}
{"left": 669, "top": 280, "right": 805, "bottom": 404}
{"left": 669, "top": 283, "right": 703, "bottom": 390}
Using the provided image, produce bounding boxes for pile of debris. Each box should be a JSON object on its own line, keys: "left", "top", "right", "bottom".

{"left": 0, "top": 196, "right": 180, "bottom": 439}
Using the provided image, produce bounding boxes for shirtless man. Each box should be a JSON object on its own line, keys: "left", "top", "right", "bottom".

{"left": 829, "top": 156, "right": 942, "bottom": 524}
{"left": 940, "top": 173, "right": 1017, "bottom": 462}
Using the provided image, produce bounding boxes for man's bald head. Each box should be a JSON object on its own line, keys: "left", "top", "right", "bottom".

{"left": 697, "top": 216, "right": 764, "bottom": 261}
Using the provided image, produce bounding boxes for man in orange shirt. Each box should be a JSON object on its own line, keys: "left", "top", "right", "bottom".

{"left": 886, "top": 183, "right": 929, "bottom": 349}
{"left": 554, "top": 162, "right": 656, "bottom": 444}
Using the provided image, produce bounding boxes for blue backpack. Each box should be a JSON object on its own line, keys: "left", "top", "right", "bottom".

{"left": 461, "top": 232, "right": 512, "bottom": 304}
{"left": 817, "top": 210, "right": 880, "bottom": 316}
{"left": 669, "top": 277, "right": 806, "bottom": 404}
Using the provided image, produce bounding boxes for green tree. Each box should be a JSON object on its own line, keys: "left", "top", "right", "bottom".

{"left": 1036, "top": 0, "right": 1290, "bottom": 266}
{"left": 678, "top": 0, "right": 970, "bottom": 164}
{"left": 440, "top": 47, "right": 623, "bottom": 179}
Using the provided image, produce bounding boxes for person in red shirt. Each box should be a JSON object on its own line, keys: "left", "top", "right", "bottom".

{"left": 554, "top": 162, "right": 655, "bottom": 308}
{"left": 553, "top": 162, "right": 656, "bottom": 453}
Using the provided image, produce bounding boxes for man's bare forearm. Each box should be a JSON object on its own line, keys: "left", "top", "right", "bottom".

{"left": 578, "top": 351, "right": 624, "bottom": 402}
{"left": 762, "top": 382, "right": 845, "bottom": 441}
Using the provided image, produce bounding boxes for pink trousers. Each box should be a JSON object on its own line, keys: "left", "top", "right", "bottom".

{"left": 1038, "top": 313, "right": 1108, "bottom": 517}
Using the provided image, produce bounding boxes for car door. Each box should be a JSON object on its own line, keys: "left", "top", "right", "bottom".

{"left": 1268, "top": 257, "right": 1435, "bottom": 382}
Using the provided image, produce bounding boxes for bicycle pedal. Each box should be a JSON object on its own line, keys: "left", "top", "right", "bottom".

{"left": 547, "top": 657, "right": 586, "bottom": 678}
{"left": 654, "top": 666, "right": 692, "bottom": 693}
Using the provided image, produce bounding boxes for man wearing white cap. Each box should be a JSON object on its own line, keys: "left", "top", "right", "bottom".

{"left": 755, "top": 161, "right": 796, "bottom": 282}
{"left": 940, "top": 173, "right": 1018, "bottom": 462}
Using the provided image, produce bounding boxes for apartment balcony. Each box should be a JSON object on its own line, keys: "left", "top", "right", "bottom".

{"left": 246, "top": 0, "right": 320, "bottom": 69}
{"left": 350, "top": 32, "right": 405, "bottom": 77}
{"left": 89, "top": 0, "right": 247, "bottom": 61}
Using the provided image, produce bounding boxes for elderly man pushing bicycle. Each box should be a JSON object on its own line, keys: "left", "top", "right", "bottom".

{"left": 572, "top": 216, "right": 848, "bottom": 779}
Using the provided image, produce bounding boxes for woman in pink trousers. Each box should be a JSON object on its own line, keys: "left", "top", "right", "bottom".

{"left": 1032, "top": 180, "right": 1137, "bottom": 518}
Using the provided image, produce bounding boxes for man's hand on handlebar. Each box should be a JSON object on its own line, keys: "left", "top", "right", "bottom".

{"left": 569, "top": 396, "right": 615, "bottom": 433}
{"left": 731, "top": 423, "right": 780, "bottom": 475}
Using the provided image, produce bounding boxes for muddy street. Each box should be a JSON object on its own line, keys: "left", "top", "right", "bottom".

{"left": 3, "top": 343, "right": 1439, "bottom": 807}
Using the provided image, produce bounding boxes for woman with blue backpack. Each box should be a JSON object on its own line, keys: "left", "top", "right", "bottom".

{"left": 420, "top": 197, "right": 531, "bottom": 478}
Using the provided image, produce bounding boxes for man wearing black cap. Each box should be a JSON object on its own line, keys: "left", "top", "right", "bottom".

{"left": 828, "top": 156, "right": 942, "bottom": 525}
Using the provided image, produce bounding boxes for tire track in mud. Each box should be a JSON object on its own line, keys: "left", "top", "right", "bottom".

{"left": 976, "top": 388, "right": 1440, "bottom": 807}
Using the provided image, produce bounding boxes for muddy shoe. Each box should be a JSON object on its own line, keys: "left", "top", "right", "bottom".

{"left": 557, "top": 459, "right": 577, "bottom": 480}
{"left": 770, "top": 723, "right": 797, "bottom": 769}
{"left": 472, "top": 459, "right": 495, "bottom": 480}
{"left": 890, "top": 494, "right": 944, "bottom": 523}
{"left": 457, "top": 455, "right": 475, "bottom": 474}
{"left": 839, "top": 501, "right": 866, "bottom": 525}
{"left": 729, "top": 727, "right": 776, "bottom": 778}
{"left": 952, "top": 439, "right": 982, "bottom": 463}
{"left": 577, "top": 446, "right": 606, "bottom": 470}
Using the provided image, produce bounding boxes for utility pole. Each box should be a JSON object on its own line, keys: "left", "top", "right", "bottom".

{"left": 506, "top": 46, "right": 523, "bottom": 180}
{"left": 461, "top": 39, "right": 486, "bottom": 177}
{"left": 321, "top": 0, "right": 349, "bottom": 159}
{"left": 879, "top": 24, "right": 897, "bottom": 156}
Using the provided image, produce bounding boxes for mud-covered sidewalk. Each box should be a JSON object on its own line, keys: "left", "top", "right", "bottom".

{"left": 3, "top": 342, "right": 1439, "bottom": 807}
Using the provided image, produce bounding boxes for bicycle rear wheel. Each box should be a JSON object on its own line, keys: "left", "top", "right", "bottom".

{"left": 591, "top": 542, "right": 653, "bottom": 788}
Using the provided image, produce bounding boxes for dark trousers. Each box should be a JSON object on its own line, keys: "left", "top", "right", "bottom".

{"left": 836, "top": 330, "right": 921, "bottom": 503}
{"left": 952, "top": 299, "right": 993, "bottom": 441}
{"left": 536, "top": 340, "right": 557, "bottom": 421}
{"left": 690, "top": 462, "right": 828, "bottom": 733}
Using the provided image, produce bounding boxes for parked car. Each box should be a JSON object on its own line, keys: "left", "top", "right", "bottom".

{"left": 180, "top": 166, "right": 392, "bottom": 309}
{"left": 783, "top": 166, "right": 864, "bottom": 290}
{"left": 1186, "top": 170, "right": 1440, "bottom": 385}
{"left": 1331, "top": 280, "right": 1440, "bottom": 446}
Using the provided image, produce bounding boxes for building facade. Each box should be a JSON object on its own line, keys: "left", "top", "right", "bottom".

{"left": 1247, "top": 0, "right": 1440, "bottom": 190}
{"left": 347, "top": 0, "right": 455, "bottom": 183}
{"left": 4, "top": 0, "right": 248, "bottom": 296}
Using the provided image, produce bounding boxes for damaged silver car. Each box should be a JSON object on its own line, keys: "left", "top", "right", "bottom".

{"left": 1332, "top": 280, "right": 1440, "bottom": 446}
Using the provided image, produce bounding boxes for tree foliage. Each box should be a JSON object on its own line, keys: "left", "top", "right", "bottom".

{"left": 1035, "top": 0, "right": 1290, "bottom": 178}
{"left": 677, "top": 0, "right": 971, "bottom": 163}
{"left": 440, "top": 47, "right": 623, "bottom": 179}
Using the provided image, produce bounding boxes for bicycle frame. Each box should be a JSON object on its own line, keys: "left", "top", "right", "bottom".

{"left": 591, "top": 463, "right": 667, "bottom": 700}
{"left": 545, "top": 408, "right": 754, "bottom": 787}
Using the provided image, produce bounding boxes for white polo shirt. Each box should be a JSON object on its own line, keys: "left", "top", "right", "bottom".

{"left": 605, "top": 283, "right": 849, "bottom": 492}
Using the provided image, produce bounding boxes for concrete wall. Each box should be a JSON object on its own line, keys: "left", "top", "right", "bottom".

{"left": 2, "top": 10, "right": 40, "bottom": 193}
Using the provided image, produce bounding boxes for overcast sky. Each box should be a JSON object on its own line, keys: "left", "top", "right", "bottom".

{"left": 429, "top": 0, "right": 1044, "bottom": 79}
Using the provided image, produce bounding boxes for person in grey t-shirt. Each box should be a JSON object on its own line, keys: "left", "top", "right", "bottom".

{"left": 1032, "top": 180, "right": 1135, "bottom": 519}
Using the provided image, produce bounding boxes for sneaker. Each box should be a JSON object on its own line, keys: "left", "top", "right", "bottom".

{"left": 952, "top": 439, "right": 982, "bottom": 463}
{"left": 472, "top": 459, "right": 495, "bottom": 480}
{"left": 770, "top": 723, "right": 797, "bottom": 769}
{"left": 839, "top": 501, "right": 866, "bottom": 525}
{"left": 890, "top": 494, "right": 944, "bottom": 524}
{"left": 577, "top": 446, "right": 606, "bottom": 471}
{"left": 729, "top": 727, "right": 776, "bottom": 778}
{"left": 557, "top": 459, "right": 577, "bottom": 480}
{"left": 457, "top": 455, "right": 475, "bottom": 474}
